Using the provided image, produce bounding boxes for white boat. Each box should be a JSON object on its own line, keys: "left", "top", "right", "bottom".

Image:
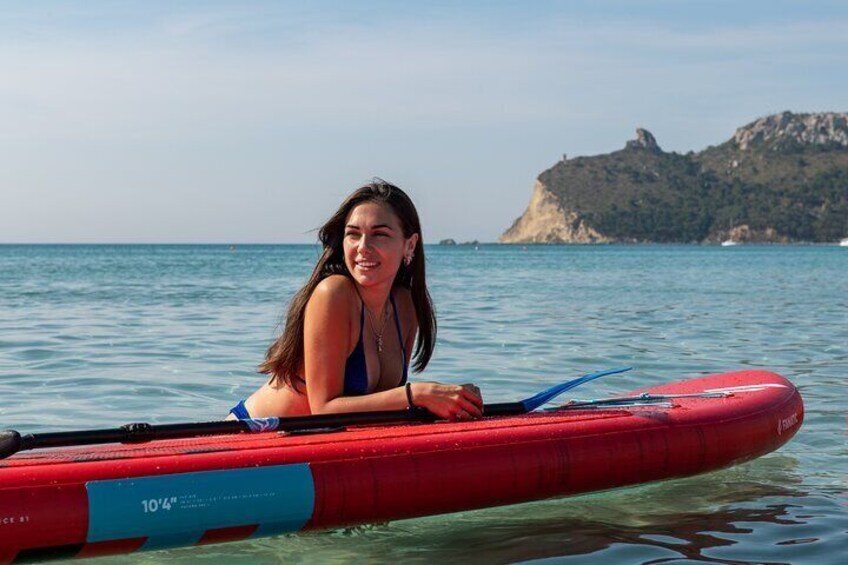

{"left": 721, "top": 240, "right": 739, "bottom": 247}
{"left": 840, "top": 238, "right": 848, "bottom": 247}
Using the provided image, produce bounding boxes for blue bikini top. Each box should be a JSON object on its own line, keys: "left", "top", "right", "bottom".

{"left": 344, "top": 293, "right": 408, "bottom": 395}
{"left": 287, "top": 292, "right": 408, "bottom": 395}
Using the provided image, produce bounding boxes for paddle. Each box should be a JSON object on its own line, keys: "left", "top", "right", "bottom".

{"left": 0, "top": 366, "right": 631, "bottom": 459}
{"left": 560, "top": 391, "right": 728, "bottom": 409}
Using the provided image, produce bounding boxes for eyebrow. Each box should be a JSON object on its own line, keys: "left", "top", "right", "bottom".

{"left": 345, "top": 223, "right": 395, "bottom": 231}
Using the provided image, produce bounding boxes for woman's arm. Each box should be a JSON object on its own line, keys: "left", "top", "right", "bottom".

{"left": 301, "top": 276, "right": 357, "bottom": 412}
{"left": 304, "top": 282, "right": 482, "bottom": 420}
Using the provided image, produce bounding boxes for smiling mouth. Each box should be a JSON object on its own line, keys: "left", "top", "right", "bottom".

{"left": 355, "top": 260, "right": 380, "bottom": 270}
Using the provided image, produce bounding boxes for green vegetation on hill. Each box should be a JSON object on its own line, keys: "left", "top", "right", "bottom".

{"left": 534, "top": 116, "right": 848, "bottom": 243}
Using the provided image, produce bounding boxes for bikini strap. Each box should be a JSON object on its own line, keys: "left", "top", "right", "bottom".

{"left": 350, "top": 284, "right": 366, "bottom": 337}
{"left": 389, "top": 294, "right": 403, "bottom": 347}
{"left": 390, "top": 293, "right": 409, "bottom": 382}
{"left": 357, "top": 296, "right": 366, "bottom": 344}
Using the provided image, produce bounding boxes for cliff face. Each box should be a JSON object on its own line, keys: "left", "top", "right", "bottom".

{"left": 501, "top": 111, "right": 848, "bottom": 244}
{"left": 500, "top": 181, "right": 610, "bottom": 243}
{"left": 733, "top": 111, "right": 848, "bottom": 150}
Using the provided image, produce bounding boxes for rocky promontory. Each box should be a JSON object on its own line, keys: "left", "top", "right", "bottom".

{"left": 501, "top": 112, "right": 848, "bottom": 244}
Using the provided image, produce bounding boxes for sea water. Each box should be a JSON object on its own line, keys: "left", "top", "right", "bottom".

{"left": 0, "top": 244, "right": 845, "bottom": 564}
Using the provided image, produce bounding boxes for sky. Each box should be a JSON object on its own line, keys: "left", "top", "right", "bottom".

{"left": 1, "top": 1, "right": 846, "bottom": 243}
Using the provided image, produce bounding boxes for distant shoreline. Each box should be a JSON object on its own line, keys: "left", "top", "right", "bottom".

{"left": 2, "top": 241, "right": 846, "bottom": 247}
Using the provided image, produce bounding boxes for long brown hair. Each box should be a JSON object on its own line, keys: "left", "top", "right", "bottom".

{"left": 258, "top": 180, "right": 436, "bottom": 388}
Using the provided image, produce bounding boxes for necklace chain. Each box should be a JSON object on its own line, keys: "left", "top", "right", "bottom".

{"left": 365, "top": 302, "right": 391, "bottom": 353}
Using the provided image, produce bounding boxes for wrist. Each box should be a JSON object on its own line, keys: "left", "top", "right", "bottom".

{"left": 405, "top": 382, "right": 416, "bottom": 408}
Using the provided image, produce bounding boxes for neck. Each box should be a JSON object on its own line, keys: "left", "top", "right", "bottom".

{"left": 355, "top": 280, "right": 393, "bottom": 315}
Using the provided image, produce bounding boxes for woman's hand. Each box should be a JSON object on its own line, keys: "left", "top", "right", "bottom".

{"left": 410, "top": 382, "right": 483, "bottom": 421}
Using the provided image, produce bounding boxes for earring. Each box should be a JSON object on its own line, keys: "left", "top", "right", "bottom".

{"left": 405, "top": 253, "right": 413, "bottom": 266}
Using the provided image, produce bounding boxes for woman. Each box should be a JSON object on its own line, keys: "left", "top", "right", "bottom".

{"left": 229, "top": 180, "right": 483, "bottom": 421}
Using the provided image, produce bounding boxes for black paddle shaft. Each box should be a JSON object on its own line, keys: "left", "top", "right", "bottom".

{"left": 0, "top": 402, "right": 527, "bottom": 459}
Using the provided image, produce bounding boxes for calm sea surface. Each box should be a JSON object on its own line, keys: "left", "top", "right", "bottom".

{"left": 0, "top": 244, "right": 846, "bottom": 564}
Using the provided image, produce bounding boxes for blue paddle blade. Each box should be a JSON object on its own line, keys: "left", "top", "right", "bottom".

{"left": 520, "top": 367, "right": 633, "bottom": 412}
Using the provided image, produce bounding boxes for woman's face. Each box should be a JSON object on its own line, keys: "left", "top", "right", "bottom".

{"left": 343, "top": 202, "right": 418, "bottom": 288}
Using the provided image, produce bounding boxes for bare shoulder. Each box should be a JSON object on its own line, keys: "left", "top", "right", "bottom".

{"left": 309, "top": 275, "right": 358, "bottom": 312}
{"left": 314, "top": 274, "right": 356, "bottom": 295}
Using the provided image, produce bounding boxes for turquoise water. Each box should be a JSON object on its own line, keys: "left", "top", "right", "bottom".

{"left": 1, "top": 244, "right": 846, "bottom": 564}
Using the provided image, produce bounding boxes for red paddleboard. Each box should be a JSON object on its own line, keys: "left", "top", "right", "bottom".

{"left": 0, "top": 369, "right": 803, "bottom": 563}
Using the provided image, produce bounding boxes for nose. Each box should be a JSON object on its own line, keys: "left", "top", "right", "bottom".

{"left": 357, "top": 234, "right": 373, "bottom": 253}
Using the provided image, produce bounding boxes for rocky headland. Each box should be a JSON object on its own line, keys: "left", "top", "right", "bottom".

{"left": 501, "top": 111, "right": 848, "bottom": 243}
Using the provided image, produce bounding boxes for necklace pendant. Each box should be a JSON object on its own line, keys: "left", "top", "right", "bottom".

{"left": 377, "top": 335, "right": 383, "bottom": 353}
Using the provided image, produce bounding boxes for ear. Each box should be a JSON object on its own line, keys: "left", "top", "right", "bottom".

{"left": 406, "top": 233, "right": 419, "bottom": 255}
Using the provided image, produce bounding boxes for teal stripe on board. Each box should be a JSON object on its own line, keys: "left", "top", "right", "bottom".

{"left": 86, "top": 464, "right": 315, "bottom": 544}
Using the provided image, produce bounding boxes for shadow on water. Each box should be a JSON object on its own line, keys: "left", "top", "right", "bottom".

{"left": 77, "top": 455, "right": 846, "bottom": 565}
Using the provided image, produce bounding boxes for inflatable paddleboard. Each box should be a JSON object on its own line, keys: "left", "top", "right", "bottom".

{"left": 0, "top": 369, "right": 803, "bottom": 562}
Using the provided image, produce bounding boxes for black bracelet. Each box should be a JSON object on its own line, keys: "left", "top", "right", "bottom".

{"left": 405, "top": 382, "right": 415, "bottom": 409}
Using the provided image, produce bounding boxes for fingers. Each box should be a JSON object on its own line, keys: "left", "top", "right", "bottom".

{"left": 460, "top": 396, "right": 483, "bottom": 418}
{"left": 451, "top": 389, "right": 483, "bottom": 420}
{"left": 448, "top": 402, "right": 481, "bottom": 420}
{"left": 449, "top": 407, "right": 475, "bottom": 422}
{"left": 420, "top": 382, "right": 484, "bottom": 421}
{"left": 440, "top": 399, "right": 480, "bottom": 421}
{"left": 460, "top": 384, "right": 484, "bottom": 409}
